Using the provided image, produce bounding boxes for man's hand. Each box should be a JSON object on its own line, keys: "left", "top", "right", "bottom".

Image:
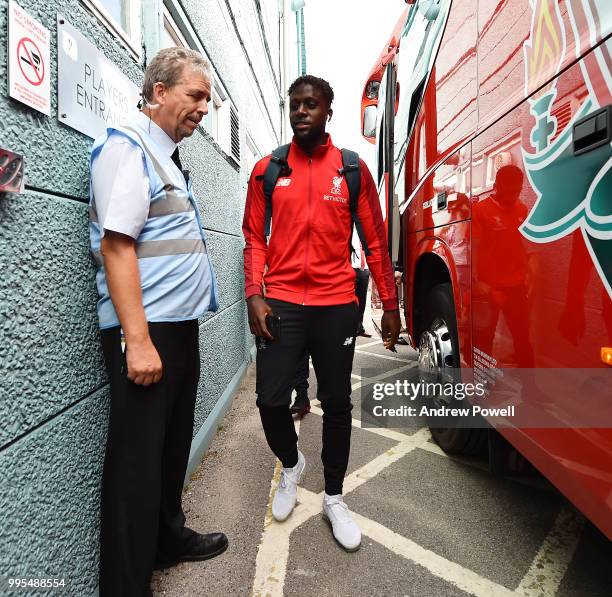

{"left": 381, "top": 309, "right": 401, "bottom": 351}
{"left": 101, "top": 231, "right": 163, "bottom": 386}
{"left": 126, "top": 337, "right": 163, "bottom": 386}
{"left": 247, "top": 295, "right": 273, "bottom": 339}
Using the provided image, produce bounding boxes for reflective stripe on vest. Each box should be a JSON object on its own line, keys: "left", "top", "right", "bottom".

{"left": 92, "top": 238, "right": 206, "bottom": 266}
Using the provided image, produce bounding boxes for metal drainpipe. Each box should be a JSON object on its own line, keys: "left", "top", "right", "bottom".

{"left": 291, "top": 0, "right": 307, "bottom": 76}
{"left": 296, "top": 8, "right": 306, "bottom": 75}
{"left": 279, "top": 0, "right": 290, "bottom": 142}
{"left": 142, "top": 0, "right": 164, "bottom": 65}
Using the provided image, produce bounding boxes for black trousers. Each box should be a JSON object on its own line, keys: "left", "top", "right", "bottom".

{"left": 293, "top": 270, "right": 368, "bottom": 393}
{"left": 256, "top": 300, "right": 359, "bottom": 495}
{"left": 293, "top": 350, "right": 310, "bottom": 396}
{"left": 99, "top": 320, "right": 200, "bottom": 597}
{"left": 354, "top": 268, "right": 370, "bottom": 332}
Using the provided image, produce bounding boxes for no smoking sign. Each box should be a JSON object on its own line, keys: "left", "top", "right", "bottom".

{"left": 8, "top": 0, "right": 50, "bottom": 115}
{"left": 17, "top": 37, "right": 45, "bottom": 86}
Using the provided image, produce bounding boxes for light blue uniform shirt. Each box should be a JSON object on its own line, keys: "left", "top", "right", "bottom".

{"left": 89, "top": 112, "right": 218, "bottom": 329}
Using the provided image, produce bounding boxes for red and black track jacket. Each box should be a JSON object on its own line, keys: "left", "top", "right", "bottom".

{"left": 242, "top": 135, "right": 398, "bottom": 310}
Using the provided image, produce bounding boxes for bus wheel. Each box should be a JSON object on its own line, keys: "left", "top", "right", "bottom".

{"left": 417, "top": 283, "right": 487, "bottom": 456}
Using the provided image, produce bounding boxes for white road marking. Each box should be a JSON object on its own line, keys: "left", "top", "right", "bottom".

{"left": 354, "top": 513, "right": 517, "bottom": 597}
{"left": 516, "top": 506, "right": 585, "bottom": 597}
{"left": 252, "top": 487, "right": 321, "bottom": 596}
{"left": 254, "top": 479, "right": 519, "bottom": 597}
{"left": 356, "top": 339, "right": 384, "bottom": 349}
{"left": 351, "top": 364, "right": 416, "bottom": 391}
{"left": 342, "top": 428, "right": 432, "bottom": 494}
{"left": 355, "top": 348, "right": 411, "bottom": 363}
{"left": 252, "top": 356, "right": 585, "bottom": 597}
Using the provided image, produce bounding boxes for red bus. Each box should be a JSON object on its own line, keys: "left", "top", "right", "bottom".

{"left": 361, "top": 0, "right": 612, "bottom": 539}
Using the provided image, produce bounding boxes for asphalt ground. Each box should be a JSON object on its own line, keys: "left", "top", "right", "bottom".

{"left": 152, "top": 325, "right": 612, "bottom": 597}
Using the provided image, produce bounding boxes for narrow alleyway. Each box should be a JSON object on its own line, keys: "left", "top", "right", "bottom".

{"left": 152, "top": 326, "right": 612, "bottom": 597}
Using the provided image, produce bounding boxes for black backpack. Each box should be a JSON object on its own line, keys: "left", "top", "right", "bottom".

{"left": 261, "top": 144, "right": 371, "bottom": 257}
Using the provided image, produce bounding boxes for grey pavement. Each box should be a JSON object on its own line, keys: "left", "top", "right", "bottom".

{"left": 152, "top": 330, "right": 612, "bottom": 597}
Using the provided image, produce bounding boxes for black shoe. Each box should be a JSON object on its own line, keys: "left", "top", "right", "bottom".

{"left": 357, "top": 330, "right": 372, "bottom": 338}
{"left": 155, "top": 532, "right": 228, "bottom": 569}
{"left": 290, "top": 394, "right": 310, "bottom": 417}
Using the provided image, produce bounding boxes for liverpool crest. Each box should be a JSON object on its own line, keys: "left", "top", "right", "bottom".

{"left": 520, "top": 0, "right": 611, "bottom": 297}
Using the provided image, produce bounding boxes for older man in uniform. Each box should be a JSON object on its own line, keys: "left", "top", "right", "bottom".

{"left": 89, "top": 47, "right": 228, "bottom": 597}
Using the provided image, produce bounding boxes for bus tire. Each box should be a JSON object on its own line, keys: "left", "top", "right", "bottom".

{"left": 417, "top": 282, "right": 487, "bottom": 456}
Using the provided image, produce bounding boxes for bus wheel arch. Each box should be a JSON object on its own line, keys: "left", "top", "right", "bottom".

{"left": 412, "top": 252, "right": 452, "bottom": 343}
{"left": 413, "top": 255, "right": 487, "bottom": 455}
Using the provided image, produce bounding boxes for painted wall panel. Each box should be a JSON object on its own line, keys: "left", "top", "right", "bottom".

{"left": 195, "top": 300, "right": 247, "bottom": 434}
{"left": 182, "top": 129, "right": 243, "bottom": 237}
{"left": 0, "top": 387, "right": 109, "bottom": 597}
{"left": 205, "top": 231, "right": 244, "bottom": 312}
{"left": 0, "top": 191, "right": 104, "bottom": 447}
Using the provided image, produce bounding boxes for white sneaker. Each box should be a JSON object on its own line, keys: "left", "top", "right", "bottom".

{"left": 272, "top": 451, "right": 305, "bottom": 522}
{"left": 322, "top": 493, "right": 362, "bottom": 551}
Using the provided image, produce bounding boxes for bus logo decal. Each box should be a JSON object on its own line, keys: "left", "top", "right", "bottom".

{"left": 520, "top": 0, "right": 611, "bottom": 297}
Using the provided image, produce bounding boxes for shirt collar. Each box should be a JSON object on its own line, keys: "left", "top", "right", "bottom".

{"left": 134, "top": 111, "right": 178, "bottom": 156}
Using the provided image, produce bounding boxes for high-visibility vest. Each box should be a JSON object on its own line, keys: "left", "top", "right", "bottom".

{"left": 89, "top": 122, "right": 219, "bottom": 329}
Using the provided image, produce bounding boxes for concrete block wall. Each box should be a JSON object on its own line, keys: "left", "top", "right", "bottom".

{"left": 183, "top": 0, "right": 284, "bottom": 156}
{"left": 0, "top": 0, "right": 284, "bottom": 594}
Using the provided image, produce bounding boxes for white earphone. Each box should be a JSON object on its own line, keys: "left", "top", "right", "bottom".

{"left": 138, "top": 93, "right": 160, "bottom": 110}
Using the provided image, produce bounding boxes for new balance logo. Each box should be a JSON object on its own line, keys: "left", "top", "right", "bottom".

{"left": 343, "top": 337, "right": 354, "bottom": 346}
{"left": 276, "top": 178, "right": 291, "bottom": 187}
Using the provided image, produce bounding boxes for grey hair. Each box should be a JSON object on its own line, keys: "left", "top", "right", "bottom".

{"left": 142, "top": 47, "right": 212, "bottom": 102}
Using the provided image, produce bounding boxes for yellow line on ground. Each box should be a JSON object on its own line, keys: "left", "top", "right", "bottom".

{"left": 516, "top": 506, "right": 584, "bottom": 597}
{"left": 252, "top": 419, "right": 302, "bottom": 597}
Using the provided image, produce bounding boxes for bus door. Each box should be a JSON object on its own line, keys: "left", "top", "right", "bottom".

{"left": 394, "top": 0, "right": 476, "bottom": 359}
{"left": 374, "top": 61, "right": 398, "bottom": 262}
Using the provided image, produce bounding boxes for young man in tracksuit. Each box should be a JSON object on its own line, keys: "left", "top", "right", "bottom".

{"left": 242, "top": 75, "right": 400, "bottom": 551}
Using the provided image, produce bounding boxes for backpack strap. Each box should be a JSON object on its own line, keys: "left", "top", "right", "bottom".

{"left": 263, "top": 144, "right": 291, "bottom": 238}
{"left": 340, "top": 148, "right": 371, "bottom": 257}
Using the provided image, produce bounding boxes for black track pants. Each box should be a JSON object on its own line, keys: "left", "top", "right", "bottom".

{"left": 99, "top": 321, "right": 200, "bottom": 597}
{"left": 354, "top": 268, "right": 370, "bottom": 332}
{"left": 256, "top": 299, "right": 359, "bottom": 495}
{"left": 293, "top": 350, "right": 310, "bottom": 396}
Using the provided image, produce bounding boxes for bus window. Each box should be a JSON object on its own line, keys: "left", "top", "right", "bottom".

{"left": 431, "top": 0, "right": 478, "bottom": 158}
{"left": 375, "top": 68, "right": 388, "bottom": 187}
{"left": 394, "top": 0, "right": 450, "bottom": 166}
